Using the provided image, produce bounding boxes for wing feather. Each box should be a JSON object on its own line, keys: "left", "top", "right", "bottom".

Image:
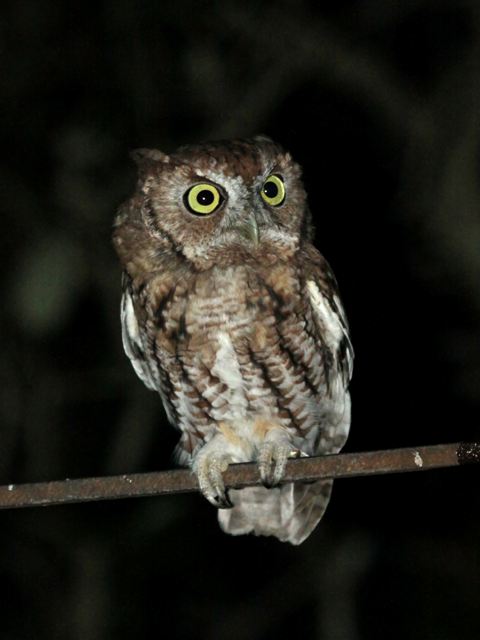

{"left": 306, "top": 278, "right": 353, "bottom": 389}
{"left": 120, "top": 287, "right": 157, "bottom": 391}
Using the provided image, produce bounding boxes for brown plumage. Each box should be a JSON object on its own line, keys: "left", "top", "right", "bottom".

{"left": 113, "top": 136, "right": 353, "bottom": 544}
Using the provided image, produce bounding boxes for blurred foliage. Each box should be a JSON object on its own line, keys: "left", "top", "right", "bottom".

{"left": 1, "top": 1, "right": 479, "bottom": 639}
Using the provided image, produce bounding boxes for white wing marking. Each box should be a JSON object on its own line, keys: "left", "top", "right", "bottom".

{"left": 120, "top": 290, "right": 157, "bottom": 391}
{"left": 306, "top": 280, "right": 354, "bottom": 383}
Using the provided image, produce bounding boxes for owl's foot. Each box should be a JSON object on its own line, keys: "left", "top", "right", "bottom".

{"left": 194, "top": 452, "right": 233, "bottom": 509}
{"left": 258, "top": 440, "right": 302, "bottom": 488}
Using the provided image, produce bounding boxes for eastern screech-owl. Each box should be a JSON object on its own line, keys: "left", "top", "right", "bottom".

{"left": 113, "top": 136, "right": 353, "bottom": 545}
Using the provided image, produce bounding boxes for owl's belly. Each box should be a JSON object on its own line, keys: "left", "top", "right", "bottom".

{"left": 170, "top": 323, "right": 327, "bottom": 459}
{"left": 155, "top": 264, "right": 345, "bottom": 460}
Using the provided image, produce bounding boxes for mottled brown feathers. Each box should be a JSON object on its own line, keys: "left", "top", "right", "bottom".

{"left": 113, "top": 136, "right": 352, "bottom": 544}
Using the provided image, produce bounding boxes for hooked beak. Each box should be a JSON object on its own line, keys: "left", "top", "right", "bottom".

{"left": 236, "top": 213, "right": 260, "bottom": 247}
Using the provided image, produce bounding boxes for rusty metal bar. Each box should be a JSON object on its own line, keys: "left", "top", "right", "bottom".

{"left": 0, "top": 442, "right": 478, "bottom": 510}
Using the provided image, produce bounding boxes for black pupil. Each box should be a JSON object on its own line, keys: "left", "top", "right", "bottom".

{"left": 263, "top": 180, "right": 278, "bottom": 198}
{"left": 197, "top": 189, "right": 214, "bottom": 206}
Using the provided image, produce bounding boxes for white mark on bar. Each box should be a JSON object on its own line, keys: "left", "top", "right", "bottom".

{"left": 414, "top": 451, "right": 424, "bottom": 467}
{"left": 8, "top": 485, "right": 14, "bottom": 491}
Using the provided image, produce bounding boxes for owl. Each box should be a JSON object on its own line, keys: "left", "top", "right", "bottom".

{"left": 113, "top": 136, "right": 353, "bottom": 545}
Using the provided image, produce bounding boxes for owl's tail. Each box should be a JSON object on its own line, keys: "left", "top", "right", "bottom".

{"left": 217, "top": 480, "right": 333, "bottom": 545}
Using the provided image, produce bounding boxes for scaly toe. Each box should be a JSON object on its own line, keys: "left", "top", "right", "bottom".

{"left": 195, "top": 454, "right": 233, "bottom": 509}
{"left": 258, "top": 441, "right": 291, "bottom": 488}
{"left": 258, "top": 442, "right": 274, "bottom": 487}
{"left": 210, "top": 464, "right": 233, "bottom": 508}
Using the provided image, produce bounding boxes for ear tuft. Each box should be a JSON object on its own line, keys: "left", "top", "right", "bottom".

{"left": 129, "top": 148, "right": 170, "bottom": 185}
{"left": 130, "top": 148, "right": 170, "bottom": 165}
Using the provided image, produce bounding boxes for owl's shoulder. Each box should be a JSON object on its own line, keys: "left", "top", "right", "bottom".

{"left": 294, "top": 243, "right": 340, "bottom": 295}
{"left": 249, "top": 242, "right": 332, "bottom": 297}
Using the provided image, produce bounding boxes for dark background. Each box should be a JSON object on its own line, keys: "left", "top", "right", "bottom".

{"left": 1, "top": 1, "right": 479, "bottom": 638}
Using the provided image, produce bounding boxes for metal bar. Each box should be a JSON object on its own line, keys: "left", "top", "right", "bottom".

{"left": 0, "top": 442, "right": 478, "bottom": 510}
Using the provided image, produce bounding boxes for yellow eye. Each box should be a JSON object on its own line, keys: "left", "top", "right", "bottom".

{"left": 261, "top": 174, "right": 285, "bottom": 207}
{"left": 184, "top": 183, "right": 223, "bottom": 215}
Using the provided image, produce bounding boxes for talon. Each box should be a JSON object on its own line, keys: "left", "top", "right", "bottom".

{"left": 194, "top": 450, "right": 233, "bottom": 509}
{"left": 288, "top": 449, "right": 309, "bottom": 459}
{"left": 258, "top": 440, "right": 290, "bottom": 488}
{"left": 262, "top": 478, "right": 275, "bottom": 490}
{"left": 205, "top": 492, "right": 231, "bottom": 509}
{"left": 214, "top": 489, "right": 233, "bottom": 509}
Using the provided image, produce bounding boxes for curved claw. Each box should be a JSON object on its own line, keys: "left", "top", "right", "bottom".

{"left": 213, "top": 489, "right": 233, "bottom": 509}
{"left": 288, "top": 448, "right": 308, "bottom": 459}
{"left": 194, "top": 452, "right": 233, "bottom": 509}
{"left": 258, "top": 441, "right": 292, "bottom": 488}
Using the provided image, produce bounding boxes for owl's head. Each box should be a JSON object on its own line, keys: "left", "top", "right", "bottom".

{"left": 115, "top": 136, "right": 311, "bottom": 270}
